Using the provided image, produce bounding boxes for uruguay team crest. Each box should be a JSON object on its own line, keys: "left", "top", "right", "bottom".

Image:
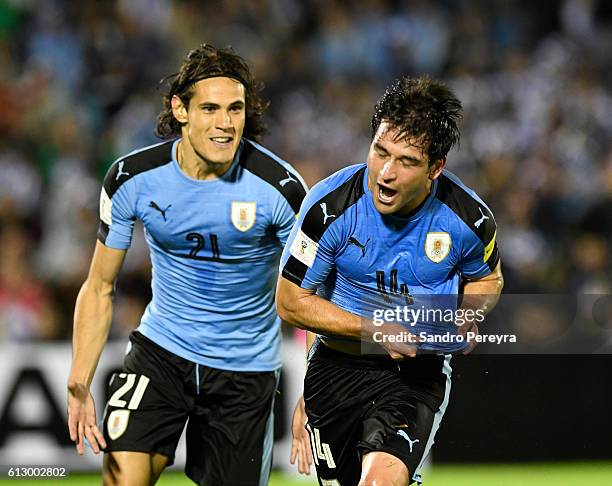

{"left": 107, "top": 409, "right": 130, "bottom": 440}
{"left": 231, "top": 202, "right": 256, "bottom": 232}
{"left": 425, "top": 232, "right": 451, "bottom": 263}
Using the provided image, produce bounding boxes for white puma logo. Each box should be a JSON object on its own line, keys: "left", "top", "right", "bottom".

{"left": 320, "top": 203, "right": 336, "bottom": 225}
{"left": 279, "top": 170, "right": 298, "bottom": 187}
{"left": 474, "top": 207, "right": 489, "bottom": 228}
{"left": 397, "top": 430, "right": 419, "bottom": 453}
{"left": 115, "top": 161, "right": 130, "bottom": 181}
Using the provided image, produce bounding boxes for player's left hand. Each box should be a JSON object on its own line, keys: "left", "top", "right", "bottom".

{"left": 290, "top": 395, "right": 313, "bottom": 475}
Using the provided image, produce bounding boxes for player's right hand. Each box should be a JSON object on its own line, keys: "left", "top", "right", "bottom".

{"left": 373, "top": 322, "right": 420, "bottom": 360}
{"left": 290, "top": 395, "right": 313, "bottom": 475}
{"left": 67, "top": 381, "right": 106, "bottom": 455}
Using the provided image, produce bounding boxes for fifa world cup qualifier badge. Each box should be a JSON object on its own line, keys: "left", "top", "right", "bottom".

{"left": 425, "top": 232, "right": 451, "bottom": 263}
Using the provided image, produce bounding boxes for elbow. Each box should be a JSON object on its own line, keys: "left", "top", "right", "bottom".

{"left": 275, "top": 295, "right": 295, "bottom": 325}
{"left": 275, "top": 292, "right": 303, "bottom": 328}
{"left": 496, "top": 266, "right": 505, "bottom": 295}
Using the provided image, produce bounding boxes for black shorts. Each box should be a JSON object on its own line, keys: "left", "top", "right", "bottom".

{"left": 102, "top": 331, "right": 279, "bottom": 486}
{"left": 303, "top": 342, "right": 451, "bottom": 486}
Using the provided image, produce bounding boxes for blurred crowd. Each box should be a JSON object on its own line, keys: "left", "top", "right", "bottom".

{"left": 0, "top": 0, "right": 610, "bottom": 342}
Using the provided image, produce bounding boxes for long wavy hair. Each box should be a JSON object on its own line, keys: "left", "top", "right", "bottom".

{"left": 156, "top": 44, "right": 268, "bottom": 141}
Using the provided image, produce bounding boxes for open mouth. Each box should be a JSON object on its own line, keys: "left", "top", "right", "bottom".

{"left": 377, "top": 184, "right": 398, "bottom": 204}
{"left": 210, "top": 136, "right": 233, "bottom": 148}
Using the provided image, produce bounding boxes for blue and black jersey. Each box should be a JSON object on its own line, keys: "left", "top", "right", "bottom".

{"left": 99, "top": 138, "right": 307, "bottom": 371}
{"left": 280, "top": 163, "right": 499, "bottom": 353}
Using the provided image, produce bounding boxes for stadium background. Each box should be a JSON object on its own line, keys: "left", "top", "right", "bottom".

{"left": 0, "top": 0, "right": 611, "bottom": 484}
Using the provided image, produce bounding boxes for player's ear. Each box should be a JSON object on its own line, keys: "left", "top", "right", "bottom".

{"left": 171, "top": 95, "right": 188, "bottom": 124}
{"left": 429, "top": 157, "right": 446, "bottom": 180}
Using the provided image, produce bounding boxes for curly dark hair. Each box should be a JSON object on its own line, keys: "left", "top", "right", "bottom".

{"left": 371, "top": 76, "right": 463, "bottom": 164}
{"left": 156, "top": 44, "right": 269, "bottom": 141}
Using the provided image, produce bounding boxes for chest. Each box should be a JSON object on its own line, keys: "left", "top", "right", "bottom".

{"left": 335, "top": 211, "right": 459, "bottom": 290}
{"left": 137, "top": 184, "right": 271, "bottom": 256}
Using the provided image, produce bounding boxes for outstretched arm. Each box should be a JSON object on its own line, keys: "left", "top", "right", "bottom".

{"left": 67, "top": 241, "right": 126, "bottom": 455}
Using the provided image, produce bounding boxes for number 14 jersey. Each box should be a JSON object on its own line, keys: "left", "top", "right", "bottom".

{"left": 280, "top": 163, "right": 499, "bottom": 353}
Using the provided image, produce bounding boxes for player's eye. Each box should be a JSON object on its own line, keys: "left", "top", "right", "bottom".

{"left": 201, "top": 105, "right": 216, "bottom": 113}
{"left": 229, "top": 105, "right": 244, "bottom": 114}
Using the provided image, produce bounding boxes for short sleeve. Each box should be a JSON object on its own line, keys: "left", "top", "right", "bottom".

{"left": 271, "top": 173, "right": 307, "bottom": 247}
{"left": 97, "top": 161, "right": 137, "bottom": 250}
{"left": 280, "top": 181, "right": 343, "bottom": 290}
{"left": 457, "top": 209, "right": 500, "bottom": 278}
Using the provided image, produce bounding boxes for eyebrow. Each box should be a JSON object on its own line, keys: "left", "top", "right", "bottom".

{"left": 198, "top": 100, "right": 245, "bottom": 108}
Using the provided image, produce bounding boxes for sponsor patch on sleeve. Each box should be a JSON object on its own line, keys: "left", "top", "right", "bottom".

{"left": 290, "top": 228, "right": 319, "bottom": 268}
{"left": 100, "top": 187, "right": 112, "bottom": 225}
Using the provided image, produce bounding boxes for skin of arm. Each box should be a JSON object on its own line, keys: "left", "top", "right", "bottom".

{"left": 457, "top": 261, "right": 504, "bottom": 352}
{"left": 289, "top": 330, "right": 316, "bottom": 474}
{"left": 276, "top": 277, "right": 362, "bottom": 338}
{"left": 276, "top": 276, "right": 417, "bottom": 360}
{"left": 67, "top": 241, "right": 127, "bottom": 454}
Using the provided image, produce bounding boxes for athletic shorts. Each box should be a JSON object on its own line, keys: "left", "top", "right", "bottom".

{"left": 102, "top": 331, "right": 279, "bottom": 486}
{"left": 303, "top": 341, "right": 451, "bottom": 486}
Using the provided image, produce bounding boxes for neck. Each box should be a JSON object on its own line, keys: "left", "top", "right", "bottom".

{"left": 177, "top": 139, "right": 234, "bottom": 181}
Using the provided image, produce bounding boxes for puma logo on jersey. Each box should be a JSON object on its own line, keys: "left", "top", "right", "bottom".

{"left": 348, "top": 236, "right": 370, "bottom": 257}
{"left": 149, "top": 201, "right": 171, "bottom": 221}
{"left": 474, "top": 207, "right": 489, "bottom": 228}
{"left": 115, "top": 161, "right": 130, "bottom": 180}
{"left": 397, "top": 430, "right": 419, "bottom": 453}
{"left": 320, "top": 203, "right": 336, "bottom": 224}
{"left": 279, "top": 170, "right": 298, "bottom": 187}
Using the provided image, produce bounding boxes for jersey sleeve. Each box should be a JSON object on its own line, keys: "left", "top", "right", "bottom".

{"left": 457, "top": 207, "right": 500, "bottom": 278}
{"left": 97, "top": 161, "right": 137, "bottom": 250}
{"left": 279, "top": 180, "right": 343, "bottom": 290}
{"left": 271, "top": 172, "right": 308, "bottom": 247}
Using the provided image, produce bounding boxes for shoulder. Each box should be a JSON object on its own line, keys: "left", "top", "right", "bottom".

{"left": 103, "top": 139, "right": 175, "bottom": 198}
{"left": 299, "top": 163, "right": 367, "bottom": 240}
{"left": 308, "top": 163, "right": 367, "bottom": 204}
{"left": 435, "top": 170, "right": 496, "bottom": 245}
{"left": 240, "top": 139, "right": 307, "bottom": 213}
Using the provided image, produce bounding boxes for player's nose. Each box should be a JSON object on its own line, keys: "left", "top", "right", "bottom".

{"left": 380, "top": 160, "right": 396, "bottom": 180}
{"left": 215, "top": 109, "right": 233, "bottom": 129}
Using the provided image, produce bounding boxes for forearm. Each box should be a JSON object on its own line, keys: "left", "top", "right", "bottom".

{"left": 278, "top": 291, "right": 362, "bottom": 339}
{"left": 460, "top": 263, "right": 504, "bottom": 321}
{"left": 68, "top": 280, "right": 114, "bottom": 388}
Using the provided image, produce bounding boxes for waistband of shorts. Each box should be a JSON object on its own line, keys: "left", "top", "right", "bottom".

{"left": 313, "top": 340, "right": 404, "bottom": 370}
{"left": 130, "top": 330, "right": 195, "bottom": 369}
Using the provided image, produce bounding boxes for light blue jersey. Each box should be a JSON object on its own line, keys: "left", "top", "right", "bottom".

{"left": 99, "top": 138, "right": 307, "bottom": 371}
{"left": 280, "top": 163, "right": 499, "bottom": 353}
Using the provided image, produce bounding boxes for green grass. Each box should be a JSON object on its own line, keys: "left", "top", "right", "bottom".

{"left": 2, "top": 463, "right": 612, "bottom": 485}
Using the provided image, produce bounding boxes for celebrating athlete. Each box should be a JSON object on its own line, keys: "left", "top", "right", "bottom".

{"left": 277, "top": 76, "right": 503, "bottom": 485}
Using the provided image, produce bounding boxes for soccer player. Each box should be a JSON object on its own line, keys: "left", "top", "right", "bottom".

{"left": 276, "top": 77, "right": 503, "bottom": 485}
{"left": 67, "top": 45, "right": 307, "bottom": 485}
